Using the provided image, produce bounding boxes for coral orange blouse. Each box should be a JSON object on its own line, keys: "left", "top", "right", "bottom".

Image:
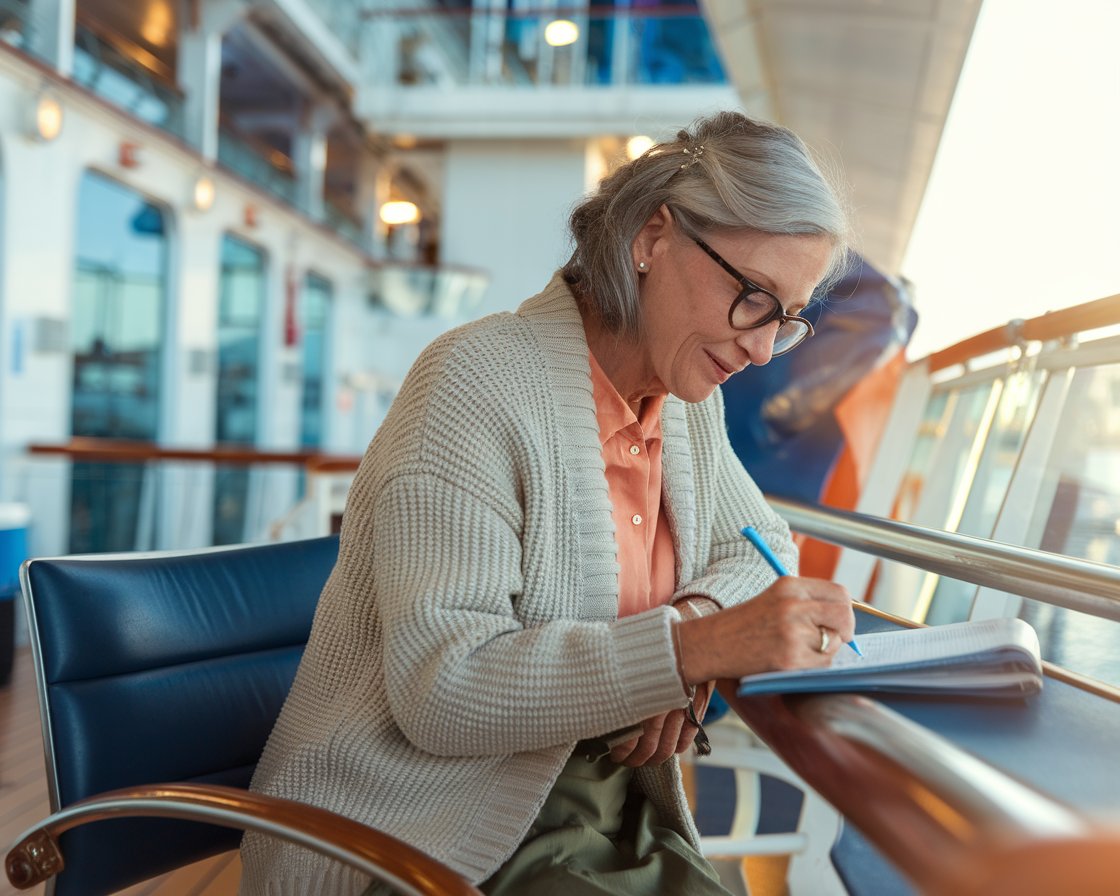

{"left": 588, "top": 350, "right": 676, "bottom": 617}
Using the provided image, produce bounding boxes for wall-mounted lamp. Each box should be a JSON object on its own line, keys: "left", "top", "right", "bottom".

{"left": 379, "top": 200, "right": 420, "bottom": 226}
{"left": 191, "top": 172, "right": 216, "bottom": 212}
{"left": 30, "top": 87, "right": 63, "bottom": 142}
{"left": 544, "top": 19, "right": 579, "bottom": 47}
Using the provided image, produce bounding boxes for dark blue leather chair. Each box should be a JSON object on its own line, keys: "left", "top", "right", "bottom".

{"left": 6, "top": 536, "right": 480, "bottom": 896}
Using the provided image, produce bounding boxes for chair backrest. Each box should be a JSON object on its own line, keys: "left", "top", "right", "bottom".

{"left": 20, "top": 535, "right": 339, "bottom": 895}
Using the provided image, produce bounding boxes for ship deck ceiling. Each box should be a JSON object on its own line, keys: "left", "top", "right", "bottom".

{"left": 703, "top": 0, "right": 984, "bottom": 277}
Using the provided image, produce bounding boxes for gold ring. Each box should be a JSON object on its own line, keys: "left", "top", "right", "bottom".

{"left": 817, "top": 626, "right": 830, "bottom": 653}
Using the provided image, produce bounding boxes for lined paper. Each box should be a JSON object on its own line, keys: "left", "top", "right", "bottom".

{"left": 738, "top": 617, "right": 1043, "bottom": 697}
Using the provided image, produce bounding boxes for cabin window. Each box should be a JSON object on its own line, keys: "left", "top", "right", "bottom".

{"left": 69, "top": 171, "right": 167, "bottom": 553}
{"left": 300, "top": 272, "right": 332, "bottom": 453}
{"left": 213, "top": 234, "right": 266, "bottom": 545}
{"left": 296, "top": 271, "right": 332, "bottom": 500}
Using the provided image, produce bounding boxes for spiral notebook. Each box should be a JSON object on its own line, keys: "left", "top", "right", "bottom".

{"left": 737, "top": 617, "right": 1044, "bottom": 698}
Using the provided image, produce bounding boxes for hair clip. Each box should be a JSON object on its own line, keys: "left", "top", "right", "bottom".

{"left": 680, "top": 144, "right": 705, "bottom": 169}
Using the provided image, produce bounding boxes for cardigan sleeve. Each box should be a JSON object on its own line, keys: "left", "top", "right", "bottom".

{"left": 371, "top": 473, "right": 691, "bottom": 758}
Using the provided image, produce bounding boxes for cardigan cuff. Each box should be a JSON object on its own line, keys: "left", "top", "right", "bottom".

{"left": 612, "top": 605, "right": 693, "bottom": 715}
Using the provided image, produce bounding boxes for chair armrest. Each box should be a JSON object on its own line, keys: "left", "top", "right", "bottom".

{"left": 5, "top": 782, "right": 483, "bottom": 896}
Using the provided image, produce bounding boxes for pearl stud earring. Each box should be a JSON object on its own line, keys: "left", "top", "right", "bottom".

{"left": 637, "top": 261, "right": 648, "bottom": 272}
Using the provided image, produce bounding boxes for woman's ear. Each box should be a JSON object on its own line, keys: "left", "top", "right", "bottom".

{"left": 632, "top": 204, "right": 674, "bottom": 269}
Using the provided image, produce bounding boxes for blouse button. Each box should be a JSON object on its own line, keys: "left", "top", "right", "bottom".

{"left": 631, "top": 514, "right": 643, "bottom": 526}
{"left": 629, "top": 445, "right": 641, "bottom": 455}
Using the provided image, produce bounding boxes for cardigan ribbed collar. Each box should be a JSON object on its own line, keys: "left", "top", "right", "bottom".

{"left": 516, "top": 273, "right": 700, "bottom": 600}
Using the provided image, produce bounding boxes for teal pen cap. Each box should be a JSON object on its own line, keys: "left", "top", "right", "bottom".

{"left": 740, "top": 526, "right": 863, "bottom": 657}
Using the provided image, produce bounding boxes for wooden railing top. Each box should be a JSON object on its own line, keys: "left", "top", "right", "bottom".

{"left": 27, "top": 438, "right": 363, "bottom": 471}
{"left": 727, "top": 689, "right": 1120, "bottom": 896}
{"left": 925, "top": 291, "right": 1120, "bottom": 372}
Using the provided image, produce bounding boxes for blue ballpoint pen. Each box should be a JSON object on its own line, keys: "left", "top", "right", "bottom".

{"left": 740, "top": 525, "right": 863, "bottom": 657}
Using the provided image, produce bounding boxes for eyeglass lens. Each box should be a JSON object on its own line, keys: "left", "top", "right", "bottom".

{"left": 732, "top": 290, "right": 810, "bottom": 355}
{"left": 772, "top": 319, "right": 811, "bottom": 355}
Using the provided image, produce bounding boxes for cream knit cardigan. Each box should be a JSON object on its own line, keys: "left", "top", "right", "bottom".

{"left": 239, "top": 274, "right": 796, "bottom": 895}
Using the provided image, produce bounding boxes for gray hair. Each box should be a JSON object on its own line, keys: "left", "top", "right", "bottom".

{"left": 562, "top": 111, "right": 852, "bottom": 337}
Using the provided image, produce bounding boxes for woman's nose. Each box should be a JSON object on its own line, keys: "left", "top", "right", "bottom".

{"left": 735, "top": 323, "right": 778, "bottom": 366}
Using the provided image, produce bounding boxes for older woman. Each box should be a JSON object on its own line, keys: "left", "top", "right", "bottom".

{"left": 241, "top": 110, "right": 856, "bottom": 896}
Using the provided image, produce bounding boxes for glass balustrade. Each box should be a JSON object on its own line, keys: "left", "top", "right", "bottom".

{"left": 1017, "top": 360, "right": 1120, "bottom": 684}
{"left": 863, "top": 327, "right": 1120, "bottom": 687}
{"left": 0, "top": 0, "right": 31, "bottom": 52}
{"left": 71, "top": 23, "right": 185, "bottom": 139}
{"left": 368, "top": 263, "right": 489, "bottom": 318}
{"left": 374, "top": 8, "right": 727, "bottom": 88}
{"left": 217, "top": 127, "right": 299, "bottom": 208}
{"left": 304, "top": 0, "right": 363, "bottom": 58}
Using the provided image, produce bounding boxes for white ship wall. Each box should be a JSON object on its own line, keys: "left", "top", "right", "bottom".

{"left": 0, "top": 50, "right": 610, "bottom": 567}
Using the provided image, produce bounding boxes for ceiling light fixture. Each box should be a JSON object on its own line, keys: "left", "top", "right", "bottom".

{"left": 379, "top": 200, "right": 420, "bottom": 226}
{"left": 544, "top": 19, "right": 579, "bottom": 47}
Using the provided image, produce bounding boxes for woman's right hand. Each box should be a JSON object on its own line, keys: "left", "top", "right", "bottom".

{"left": 675, "top": 577, "right": 856, "bottom": 685}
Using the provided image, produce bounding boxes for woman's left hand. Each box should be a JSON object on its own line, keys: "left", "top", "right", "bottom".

{"left": 609, "top": 680, "right": 715, "bottom": 767}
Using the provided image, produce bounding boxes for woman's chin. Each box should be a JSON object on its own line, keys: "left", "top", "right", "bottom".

{"left": 673, "top": 382, "right": 720, "bottom": 404}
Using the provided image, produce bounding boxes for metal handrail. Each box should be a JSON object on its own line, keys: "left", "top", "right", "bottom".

{"left": 769, "top": 496, "right": 1120, "bottom": 623}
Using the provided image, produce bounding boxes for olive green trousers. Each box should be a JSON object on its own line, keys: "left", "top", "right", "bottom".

{"left": 479, "top": 752, "right": 729, "bottom": 895}
{"left": 364, "top": 753, "right": 729, "bottom": 895}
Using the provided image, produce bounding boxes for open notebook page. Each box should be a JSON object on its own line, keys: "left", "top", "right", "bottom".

{"left": 737, "top": 617, "right": 1043, "bottom": 697}
{"left": 824, "top": 617, "right": 1040, "bottom": 673}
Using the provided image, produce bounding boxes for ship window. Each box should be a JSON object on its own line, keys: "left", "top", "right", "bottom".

{"left": 69, "top": 170, "right": 168, "bottom": 553}
{"left": 213, "top": 233, "right": 266, "bottom": 545}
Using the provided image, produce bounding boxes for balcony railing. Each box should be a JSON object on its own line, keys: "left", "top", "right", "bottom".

{"left": 19, "top": 440, "right": 362, "bottom": 557}
{"left": 0, "top": 0, "right": 31, "bottom": 53}
{"left": 363, "top": 6, "right": 727, "bottom": 89}
{"left": 217, "top": 126, "right": 299, "bottom": 208}
{"left": 368, "top": 262, "right": 489, "bottom": 318}
{"left": 304, "top": 0, "right": 364, "bottom": 59}
{"left": 71, "top": 21, "right": 185, "bottom": 139}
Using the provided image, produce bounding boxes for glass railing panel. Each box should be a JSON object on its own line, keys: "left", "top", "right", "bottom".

{"left": 1016, "top": 361, "right": 1120, "bottom": 684}
{"left": 925, "top": 366, "right": 1048, "bottom": 624}
{"left": 217, "top": 127, "right": 298, "bottom": 207}
{"left": 369, "top": 264, "right": 489, "bottom": 318}
{"left": 890, "top": 389, "right": 951, "bottom": 525}
{"left": 0, "top": 0, "right": 32, "bottom": 53}
{"left": 323, "top": 198, "right": 367, "bottom": 250}
{"left": 71, "top": 24, "right": 185, "bottom": 138}
{"left": 891, "top": 380, "right": 1002, "bottom": 530}
{"left": 217, "top": 134, "right": 364, "bottom": 243}
{"left": 622, "top": 14, "right": 727, "bottom": 85}
{"left": 871, "top": 381, "right": 1002, "bottom": 618}
{"left": 377, "top": 10, "right": 727, "bottom": 88}
{"left": 304, "top": 0, "right": 362, "bottom": 58}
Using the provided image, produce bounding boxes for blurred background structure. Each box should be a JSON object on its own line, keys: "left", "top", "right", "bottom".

{"left": 0, "top": 0, "right": 977, "bottom": 567}
{"left": 5, "top": 5, "right": 1120, "bottom": 893}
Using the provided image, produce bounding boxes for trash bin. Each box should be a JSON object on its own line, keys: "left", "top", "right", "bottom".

{"left": 0, "top": 503, "right": 30, "bottom": 686}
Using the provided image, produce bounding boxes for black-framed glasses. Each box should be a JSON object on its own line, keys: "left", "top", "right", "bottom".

{"left": 692, "top": 237, "right": 815, "bottom": 356}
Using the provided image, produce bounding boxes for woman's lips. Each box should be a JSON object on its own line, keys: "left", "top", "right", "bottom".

{"left": 706, "top": 351, "right": 736, "bottom": 383}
